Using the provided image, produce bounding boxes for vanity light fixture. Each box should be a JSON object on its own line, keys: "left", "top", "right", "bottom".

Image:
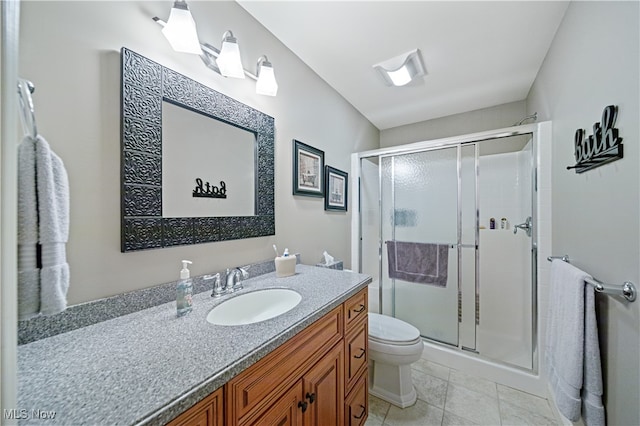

{"left": 160, "top": 0, "right": 201, "bottom": 54}
{"left": 153, "top": 5, "right": 278, "bottom": 96}
{"left": 256, "top": 56, "right": 279, "bottom": 96}
{"left": 373, "top": 49, "right": 426, "bottom": 87}
{"left": 217, "top": 31, "right": 245, "bottom": 79}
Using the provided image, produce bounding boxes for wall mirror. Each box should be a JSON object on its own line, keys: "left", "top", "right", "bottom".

{"left": 121, "top": 48, "right": 274, "bottom": 252}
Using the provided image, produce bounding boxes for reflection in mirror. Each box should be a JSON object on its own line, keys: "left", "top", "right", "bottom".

{"left": 121, "top": 48, "right": 274, "bottom": 252}
{"left": 162, "top": 101, "right": 256, "bottom": 218}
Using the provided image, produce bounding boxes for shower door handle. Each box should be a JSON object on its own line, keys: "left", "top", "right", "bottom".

{"left": 513, "top": 216, "right": 532, "bottom": 237}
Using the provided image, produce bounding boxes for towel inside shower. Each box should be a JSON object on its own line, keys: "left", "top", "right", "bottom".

{"left": 386, "top": 241, "right": 449, "bottom": 287}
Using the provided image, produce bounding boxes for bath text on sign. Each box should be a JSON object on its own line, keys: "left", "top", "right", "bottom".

{"left": 567, "top": 105, "right": 623, "bottom": 173}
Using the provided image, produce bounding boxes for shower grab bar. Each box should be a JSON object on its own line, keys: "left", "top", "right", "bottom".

{"left": 547, "top": 255, "right": 636, "bottom": 302}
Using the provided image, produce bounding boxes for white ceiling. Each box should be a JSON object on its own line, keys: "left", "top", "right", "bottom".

{"left": 237, "top": 1, "right": 569, "bottom": 130}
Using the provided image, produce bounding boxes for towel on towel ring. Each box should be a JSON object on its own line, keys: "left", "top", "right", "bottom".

{"left": 546, "top": 259, "right": 605, "bottom": 426}
{"left": 18, "top": 135, "right": 70, "bottom": 320}
{"left": 386, "top": 241, "right": 449, "bottom": 287}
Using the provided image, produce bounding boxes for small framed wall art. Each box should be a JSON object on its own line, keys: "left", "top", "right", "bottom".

{"left": 324, "top": 166, "right": 348, "bottom": 212}
{"left": 293, "top": 139, "right": 324, "bottom": 197}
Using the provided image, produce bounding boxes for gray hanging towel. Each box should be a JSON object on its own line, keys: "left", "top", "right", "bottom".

{"left": 386, "top": 241, "right": 449, "bottom": 287}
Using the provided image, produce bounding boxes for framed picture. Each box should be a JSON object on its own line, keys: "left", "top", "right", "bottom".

{"left": 293, "top": 139, "right": 324, "bottom": 197}
{"left": 324, "top": 166, "right": 348, "bottom": 212}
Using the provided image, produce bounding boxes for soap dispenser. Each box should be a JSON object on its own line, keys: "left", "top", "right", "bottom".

{"left": 177, "top": 260, "right": 194, "bottom": 317}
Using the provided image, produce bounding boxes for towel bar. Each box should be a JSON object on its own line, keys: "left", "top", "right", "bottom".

{"left": 547, "top": 255, "right": 636, "bottom": 302}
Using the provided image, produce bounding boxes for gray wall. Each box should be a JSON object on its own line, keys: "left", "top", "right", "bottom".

{"left": 380, "top": 100, "right": 526, "bottom": 148}
{"left": 19, "top": 1, "right": 378, "bottom": 305}
{"left": 527, "top": 2, "right": 640, "bottom": 425}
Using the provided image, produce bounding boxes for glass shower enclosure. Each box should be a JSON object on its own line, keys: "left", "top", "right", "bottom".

{"left": 358, "top": 131, "right": 537, "bottom": 370}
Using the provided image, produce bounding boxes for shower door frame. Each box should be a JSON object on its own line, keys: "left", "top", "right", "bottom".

{"left": 351, "top": 123, "right": 540, "bottom": 373}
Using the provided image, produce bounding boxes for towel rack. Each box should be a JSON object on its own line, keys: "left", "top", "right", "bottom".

{"left": 385, "top": 240, "right": 459, "bottom": 249}
{"left": 17, "top": 78, "right": 38, "bottom": 139}
{"left": 548, "top": 255, "right": 637, "bottom": 302}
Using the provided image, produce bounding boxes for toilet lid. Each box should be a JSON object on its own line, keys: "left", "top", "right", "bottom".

{"left": 369, "top": 313, "right": 421, "bottom": 344}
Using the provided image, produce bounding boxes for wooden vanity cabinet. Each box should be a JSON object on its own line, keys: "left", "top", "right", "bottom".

{"left": 170, "top": 287, "right": 368, "bottom": 426}
{"left": 246, "top": 342, "right": 344, "bottom": 426}
{"left": 225, "top": 304, "right": 344, "bottom": 425}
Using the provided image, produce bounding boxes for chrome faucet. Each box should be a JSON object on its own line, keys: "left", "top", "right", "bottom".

{"left": 225, "top": 267, "right": 249, "bottom": 293}
{"left": 207, "top": 273, "right": 224, "bottom": 298}
{"left": 514, "top": 216, "right": 533, "bottom": 237}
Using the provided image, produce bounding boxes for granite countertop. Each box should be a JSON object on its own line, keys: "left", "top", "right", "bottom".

{"left": 17, "top": 265, "right": 371, "bottom": 425}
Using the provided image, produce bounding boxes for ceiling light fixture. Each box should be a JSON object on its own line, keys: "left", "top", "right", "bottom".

{"left": 256, "top": 56, "right": 278, "bottom": 96}
{"left": 160, "top": 0, "right": 201, "bottom": 54}
{"left": 373, "top": 49, "right": 426, "bottom": 87}
{"left": 216, "top": 31, "right": 245, "bottom": 79}
{"left": 153, "top": 3, "right": 278, "bottom": 96}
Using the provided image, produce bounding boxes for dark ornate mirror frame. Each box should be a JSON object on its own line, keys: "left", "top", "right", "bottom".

{"left": 121, "top": 48, "right": 274, "bottom": 252}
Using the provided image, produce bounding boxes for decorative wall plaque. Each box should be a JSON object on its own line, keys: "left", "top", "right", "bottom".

{"left": 193, "top": 179, "right": 227, "bottom": 199}
{"left": 567, "top": 105, "right": 623, "bottom": 173}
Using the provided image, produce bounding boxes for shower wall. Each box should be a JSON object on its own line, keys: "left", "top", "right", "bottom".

{"left": 477, "top": 141, "right": 533, "bottom": 369}
{"left": 478, "top": 145, "right": 531, "bottom": 231}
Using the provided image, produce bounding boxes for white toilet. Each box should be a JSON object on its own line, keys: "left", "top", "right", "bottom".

{"left": 368, "top": 312, "right": 423, "bottom": 408}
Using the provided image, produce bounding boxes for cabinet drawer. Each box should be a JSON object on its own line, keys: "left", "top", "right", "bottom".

{"left": 344, "top": 288, "right": 367, "bottom": 333}
{"left": 344, "top": 371, "right": 368, "bottom": 426}
{"left": 226, "top": 305, "right": 343, "bottom": 424}
{"left": 345, "top": 320, "right": 367, "bottom": 394}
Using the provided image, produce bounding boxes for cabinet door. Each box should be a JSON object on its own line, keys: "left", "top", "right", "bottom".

{"left": 167, "top": 387, "right": 223, "bottom": 426}
{"left": 302, "top": 343, "right": 344, "bottom": 426}
{"left": 245, "top": 381, "right": 304, "bottom": 426}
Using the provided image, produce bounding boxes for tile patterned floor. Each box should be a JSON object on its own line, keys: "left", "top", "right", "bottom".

{"left": 365, "top": 358, "right": 560, "bottom": 426}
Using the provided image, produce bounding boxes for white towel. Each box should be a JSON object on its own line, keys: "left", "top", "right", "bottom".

{"left": 546, "top": 260, "right": 605, "bottom": 426}
{"left": 17, "top": 135, "right": 70, "bottom": 319}
{"left": 18, "top": 136, "right": 40, "bottom": 319}
{"left": 36, "top": 135, "right": 70, "bottom": 315}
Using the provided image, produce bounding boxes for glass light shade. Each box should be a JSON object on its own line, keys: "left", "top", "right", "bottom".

{"left": 374, "top": 49, "right": 426, "bottom": 87}
{"left": 256, "top": 63, "right": 278, "bottom": 96}
{"left": 387, "top": 65, "right": 412, "bottom": 86}
{"left": 217, "top": 39, "right": 245, "bottom": 79}
{"left": 162, "top": 4, "right": 201, "bottom": 54}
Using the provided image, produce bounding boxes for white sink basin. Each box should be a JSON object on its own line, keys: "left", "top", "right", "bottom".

{"left": 206, "top": 288, "right": 302, "bottom": 326}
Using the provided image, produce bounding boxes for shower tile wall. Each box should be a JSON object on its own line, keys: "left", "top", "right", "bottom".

{"left": 478, "top": 146, "right": 533, "bottom": 369}
{"left": 478, "top": 149, "right": 530, "bottom": 231}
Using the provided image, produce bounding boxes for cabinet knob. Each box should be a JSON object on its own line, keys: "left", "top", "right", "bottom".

{"left": 298, "top": 400, "right": 308, "bottom": 413}
{"left": 305, "top": 392, "right": 316, "bottom": 404}
{"left": 353, "top": 348, "right": 366, "bottom": 359}
{"left": 353, "top": 404, "right": 366, "bottom": 419}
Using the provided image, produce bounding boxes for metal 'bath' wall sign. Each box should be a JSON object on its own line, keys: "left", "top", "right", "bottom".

{"left": 193, "top": 178, "right": 227, "bottom": 199}
{"left": 567, "top": 105, "right": 623, "bottom": 173}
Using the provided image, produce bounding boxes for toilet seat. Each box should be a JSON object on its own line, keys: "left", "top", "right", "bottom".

{"left": 369, "top": 312, "right": 421, "bottom": 345}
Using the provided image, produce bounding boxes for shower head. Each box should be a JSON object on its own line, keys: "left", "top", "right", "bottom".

{"left": 513, "top": 112, "right": 538, "bottom": 126}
